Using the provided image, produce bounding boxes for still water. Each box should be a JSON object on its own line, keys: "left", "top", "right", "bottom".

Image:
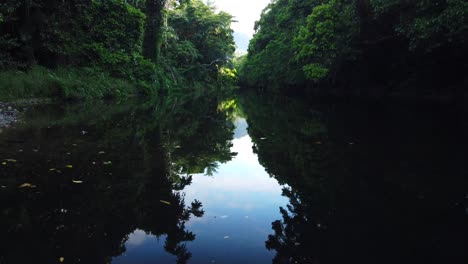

{"left": 0, "top": 92, "right": 467, "bottom": 264}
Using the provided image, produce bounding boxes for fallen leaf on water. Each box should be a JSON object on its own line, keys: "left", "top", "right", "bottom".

{"left": 72, "top": 180, "right": 83, "bottom": 184}
{"left": 59, "top": 257, "right": 65, "bottom": 262}
{"left": 19, "top": 183, "right": 36, "bottom": 188}
{"left": 160, "top": 200, "right": 171, "bottom": 205}
{"left": 65, "top": 165, "right": 73, "bottom": 169}
{"left": 1, "top": 162, "right": 6, "bottom": 166}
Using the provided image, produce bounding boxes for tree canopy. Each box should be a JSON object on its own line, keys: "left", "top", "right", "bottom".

{"left": 240, "top": 0, "right": 468, "bottom": 97}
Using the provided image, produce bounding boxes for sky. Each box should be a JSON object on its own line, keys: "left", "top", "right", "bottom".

{"left": 210, "top": 0, "right": 271, "bottom": 52}
{"left": 211, "top": 0, "right": 270, "bottom": 37}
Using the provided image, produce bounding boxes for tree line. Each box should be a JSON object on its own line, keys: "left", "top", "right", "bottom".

{"left": 239, "top": 0, "right": 468, "bottom": 99}
{"left": 0, "top": 0, "right": 236, "bottom": 100}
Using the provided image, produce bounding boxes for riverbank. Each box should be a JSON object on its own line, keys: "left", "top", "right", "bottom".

{"left": 0, "top": 66, "right": 141, "bottom": 102}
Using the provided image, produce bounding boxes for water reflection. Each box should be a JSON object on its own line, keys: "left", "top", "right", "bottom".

{"left": 0, "top": 91, "right": 237, "bottom": 264}
{"left": 240, "top": 92, "right": 468, "bottom": 264}
{"left": 118, "top": 117, "right": 288, "bottom": 264}
{"left": 1, "top": 91, "right": 467, "bottom": 264}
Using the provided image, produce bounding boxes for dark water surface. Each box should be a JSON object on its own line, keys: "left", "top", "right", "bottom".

{"left": 0, "top": 92, "right": 467, "bottom": 264}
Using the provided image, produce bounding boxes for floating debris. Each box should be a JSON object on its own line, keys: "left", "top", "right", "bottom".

{"left": 103, "top": 161, "right": 112, "bottom": 165}
{"left": 72, "top": 180, "right": 83, "bottom": 184}
{"left": 4, "top": 159, "right": 17, "bottom": 162}
{"left": 98, "top": 151, "right": 105, "bottom": 154}
{"left": 59, "top": 257, "right": 65, "bottom": 263}
{"left": 19, "top": 183, "right": 36, "bottom": 188}
{"left": 160, "top": 200, "right": 171, "bottom": 205}
{"left": 65, "top": 165, "right": 73, "bottom": 169}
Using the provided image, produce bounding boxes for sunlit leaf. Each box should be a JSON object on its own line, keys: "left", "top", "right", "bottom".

{"left": 59, "top": 257, "right": 64, "bottom": 262}
{"left": 65, "top": 165, "right": 73, "bottom": 168}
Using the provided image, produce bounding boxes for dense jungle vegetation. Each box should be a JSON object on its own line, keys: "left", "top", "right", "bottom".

{"left": 0, "top": 0, "right": 236, "bottom": 100}
{"left": 239, "top": 0, "right": 468, "bottom": 99}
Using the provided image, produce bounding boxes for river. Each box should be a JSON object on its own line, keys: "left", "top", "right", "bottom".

{"left": 0, "top": 91, "right": 467, "bottom": 264}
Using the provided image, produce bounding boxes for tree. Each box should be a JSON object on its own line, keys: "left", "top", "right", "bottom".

{"left": 143, "top": 0, "right": 167, "bottom": 62}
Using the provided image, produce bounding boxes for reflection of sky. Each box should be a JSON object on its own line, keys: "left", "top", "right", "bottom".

{"left": 113, "top": 118, "right": 288, "bottom": 264}
{"left": 113, "top": 230, "right": 175, "bottom": 264}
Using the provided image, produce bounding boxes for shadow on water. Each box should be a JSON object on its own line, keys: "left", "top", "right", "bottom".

{"left": 1, "top": 88, "right": 467, "bottom": 264}
{"left": 0, "top": 89, "right": 237, "bottom": 264}
{"left": 239, "top": 92, "right": 468, "bottom": 264}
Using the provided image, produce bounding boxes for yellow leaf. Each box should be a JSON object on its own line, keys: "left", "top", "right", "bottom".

{"left": 59, "top": 257, "right": 65, "bottom": 262}
{"left": 19, "top": 183, "right": 36, "bottom": 188}
{"left": 160, "top": 200, "right": 171, "bottom": 205}
{"left": 65, "top": 165, "right": 73, "bottom": 169}
{"left": 72, "top": 180, "right": 83, "bottom": 184}
{"left": 1, "top": 162, "right": 6, "bottom": 165}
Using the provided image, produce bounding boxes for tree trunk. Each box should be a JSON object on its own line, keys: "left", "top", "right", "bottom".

{"left": 143, "top": 0, "right": 165, "bottom": 63}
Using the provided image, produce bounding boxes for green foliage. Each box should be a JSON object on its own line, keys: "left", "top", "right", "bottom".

{"left": 241, "top": 0, "right": 468, "bottom": 96}
{"left": 294, "top": 0, "right": 358, "bottom": 81}
{"left": 0, "top": 0, "right": 237, "bottom": 100}
{"left": 163, "top": 0, "right": 236, "bottom": 85}
{"left": 0, "top": 66, "right": 135, "bottom": 101}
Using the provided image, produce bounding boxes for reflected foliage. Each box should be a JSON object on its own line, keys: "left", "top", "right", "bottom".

{"left": 0, "top": 91, "right": 236, "bottom": 263}
{"left": 240, "top": 92, "right": 468, "bottom": 264}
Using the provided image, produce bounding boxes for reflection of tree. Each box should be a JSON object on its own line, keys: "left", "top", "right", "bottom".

{"left": 0, "top": 90, "right": 235, "bottom": 264}
{"left": 241, "top": 92, "right": 468, "bottom": 264}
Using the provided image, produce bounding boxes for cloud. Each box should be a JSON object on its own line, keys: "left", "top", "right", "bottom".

{"left": 211, "top": 0, "right": 271, "bottom": 37}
